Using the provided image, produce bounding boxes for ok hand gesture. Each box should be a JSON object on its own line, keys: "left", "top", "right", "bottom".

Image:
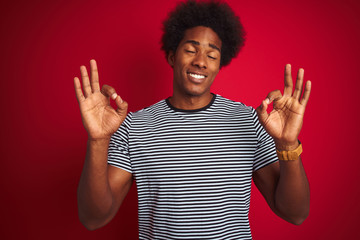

{"left": 256, "top": 64, "right": 311, "bottom": 150}
{"left": 74, "top": 59, "right": 128, "bottom": 140}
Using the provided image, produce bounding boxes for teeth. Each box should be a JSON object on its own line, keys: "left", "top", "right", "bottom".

{"left": 189, "top": 73, "right": 205, "bottom": 79}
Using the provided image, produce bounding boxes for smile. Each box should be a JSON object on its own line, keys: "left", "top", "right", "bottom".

{"left": 188, "top": 72, "right": 206, "bottom": 79}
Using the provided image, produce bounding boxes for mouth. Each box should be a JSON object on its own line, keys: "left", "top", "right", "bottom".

{"left": 187, "top": 71, "right": 207, "bottom": 83}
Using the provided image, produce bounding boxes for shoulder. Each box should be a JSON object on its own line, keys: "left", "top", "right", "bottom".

{"left": 213, "top": 94, "right": 255, "bottom": 116}
{"left": 128, "top": 99, "right": 169, "bottom": 122}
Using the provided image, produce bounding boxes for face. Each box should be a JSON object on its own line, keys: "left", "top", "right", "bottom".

{"left": 168, "top": 26, "right": 222, "bottom": 98}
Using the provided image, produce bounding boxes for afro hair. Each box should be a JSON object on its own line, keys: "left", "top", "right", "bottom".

{"left": 161, "top": 0, "right": 246, "bottom": 68}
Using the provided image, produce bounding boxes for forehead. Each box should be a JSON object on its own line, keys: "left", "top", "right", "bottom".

{"left": 180, "top": 26, "right": 222, "bottom": 49}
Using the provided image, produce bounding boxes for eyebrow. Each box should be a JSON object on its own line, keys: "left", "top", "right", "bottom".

{"left": 184, "top": 40, "right": 221, "bottom": 53}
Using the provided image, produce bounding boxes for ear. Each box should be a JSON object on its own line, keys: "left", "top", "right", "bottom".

{"left": 167, "top": 51, "right": 175, "bottom": 68}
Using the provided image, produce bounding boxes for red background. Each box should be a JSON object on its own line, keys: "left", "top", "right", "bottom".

{"left": 1, "top": 0, "right": 359, "bottom": 239}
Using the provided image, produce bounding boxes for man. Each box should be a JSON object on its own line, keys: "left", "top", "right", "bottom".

{"left": 74, "top": 0, "right": 311, "bottom": 239}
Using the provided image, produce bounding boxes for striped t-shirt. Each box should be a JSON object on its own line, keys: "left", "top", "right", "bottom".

{"left": 108, "top": 94, "right": 278, "bottom": 239}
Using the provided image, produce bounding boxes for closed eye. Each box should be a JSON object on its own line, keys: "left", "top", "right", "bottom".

{"left": 185, "top": 50, "right": 195, "bottom": 54}
{"left": 208, "top": 55, "right": 216, "bottom": 60}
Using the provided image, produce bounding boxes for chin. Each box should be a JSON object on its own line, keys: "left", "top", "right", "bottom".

{"left": 184, "top": 87, "right": 209, "bottom": 97}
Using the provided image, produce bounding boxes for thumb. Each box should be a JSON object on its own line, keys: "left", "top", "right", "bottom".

{"left": 256, "top": 98, "right": 270, "bottom": 123}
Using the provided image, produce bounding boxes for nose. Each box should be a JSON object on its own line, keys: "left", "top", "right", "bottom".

{"left": 192, "top": 53, "right": 207, "bottom": 69}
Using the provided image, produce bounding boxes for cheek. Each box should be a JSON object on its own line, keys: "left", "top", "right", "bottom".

{"left": 211, "top": 67, "right": 220, "bottom": 78}
{"left": 174, "top": 58, "right": 185, "bottom": 72}
{"left": 175, "top": 65, "right": 185, "bottom": 77}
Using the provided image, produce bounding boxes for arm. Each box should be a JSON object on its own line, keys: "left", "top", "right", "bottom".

{"left": 253, "top": 64, "right": 311, "bottom": 225}
{"left": 74, "top": 59, "right": 132, "bottom": 230}
{"left": 77, "top": 139, "right": 133, "bottom": 230}
{"left": 253, "top": 158, "right": 309, "bottom": 225}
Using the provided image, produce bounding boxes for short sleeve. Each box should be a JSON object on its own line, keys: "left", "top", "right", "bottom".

{"left": 251, "top": 107, "right": 278, "bottom": 171}
{"left": 107, "top": 113, "right": 133, "bottom": 173}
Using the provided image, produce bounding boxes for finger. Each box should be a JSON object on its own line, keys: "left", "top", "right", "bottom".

{"left": 115, "top": 98, "right": 128, "bottom": 114}
{"left": 300, "top": 80, "right": 311, "bottom": 106}
{"left": 90, "top": 59, "right": 100, "bottom": 92}
{"left": 293, "top": 68, "right": 304, "bottom": 100}
{"left": 101, "top": 84, "right": 118, "bottom": 100}
{"left": 114, "top": 94, "right": 124, "bottom": 105}
{"left": 284, "top": 64, "right": 293, "bottom": 97}
{"left": 256, "top": 99, "right": 269, "bottom": 123}
{"left": 267, "top": 89, "right": 282, "bottom": 103}
{"left": 80, "top": 65, "right": 92, "bottom": 97}
{"left": 74, "top": 77, "right": 85, "bottom": 103}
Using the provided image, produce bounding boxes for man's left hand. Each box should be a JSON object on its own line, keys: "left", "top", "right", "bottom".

{"left": 256, "top": 64, "right": 311, "bottom": 151}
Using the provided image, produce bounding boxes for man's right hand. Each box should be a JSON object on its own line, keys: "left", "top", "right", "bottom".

{"left": 74, "top": 59, "right": 128, "bottom": 140}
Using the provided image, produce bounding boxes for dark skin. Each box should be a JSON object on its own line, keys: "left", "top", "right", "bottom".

{"left": 254, "top": 64, "right": 311, "bottom": 224}
{"left": 75, "top": 26, "right": 311, "bottom": 230}
{"left": 167, "top": 26, "right": 222, "bottom": 110}
{"left": 74, "top": 61, "right": 132, "bottom": 230}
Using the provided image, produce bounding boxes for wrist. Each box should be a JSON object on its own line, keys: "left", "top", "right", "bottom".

{"left": 275, "top": 139, "right": 299, "bottom": 151}
{"left": 87, "top": 137, "right": 111, "bottom": 146}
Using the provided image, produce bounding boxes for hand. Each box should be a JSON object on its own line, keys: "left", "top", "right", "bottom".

{"left": 74, "top": 59, "right": 128, "bottom": 140}
{"left": 256, "top": 64, "right": 311, "bottom": 150}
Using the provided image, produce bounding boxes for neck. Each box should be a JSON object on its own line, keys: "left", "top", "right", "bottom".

{"left": 169, "top": 92, "right": 213, "bottom": 110}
